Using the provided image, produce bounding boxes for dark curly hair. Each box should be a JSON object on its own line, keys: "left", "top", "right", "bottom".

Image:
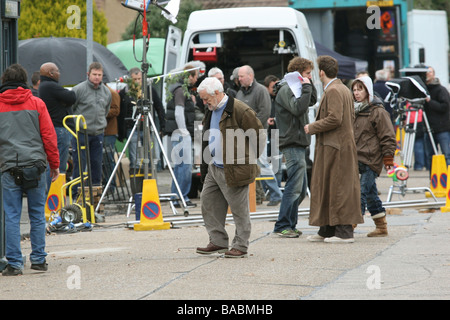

{"left": 287, "top": 57, "right": 314, "bottom": 73}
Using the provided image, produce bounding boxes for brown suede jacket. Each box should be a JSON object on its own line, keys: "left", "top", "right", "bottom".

{"left": 201, "top": 97, "right": 265, "bottom": 187}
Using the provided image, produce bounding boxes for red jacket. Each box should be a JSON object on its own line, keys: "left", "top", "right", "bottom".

{"left": 0, "top": 86, "right": 59, "bottom": 171}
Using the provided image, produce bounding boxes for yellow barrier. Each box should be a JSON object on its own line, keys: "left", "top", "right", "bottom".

{"left": 441, "top": 165, "right": 450, "bottom": 212}
{"left": 45, "top": 173, "right": 66, "bottom": 221}
{"left": 427, "top": 154, "right": 447, "bottom": 198}
{"left": 134, "top": 179, "right": 170, "bottom": 231}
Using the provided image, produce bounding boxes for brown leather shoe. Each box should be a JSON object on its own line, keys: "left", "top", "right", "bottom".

{"left": 196, "top": 242, "right": 228, "bottom": 255}
{"left": 224, "top": 248, "right": 248, "bottom": 258}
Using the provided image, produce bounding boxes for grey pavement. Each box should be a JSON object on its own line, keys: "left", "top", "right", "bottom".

{"left": 2, "top": 167, "right": 450, "bottom": 301}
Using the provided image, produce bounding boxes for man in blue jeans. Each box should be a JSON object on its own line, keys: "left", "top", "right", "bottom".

{"left": 423, "top": 66, "right": 450, "bottom": 170}
{"left": 71, "top": 62, "right": 111, "bottom": 201}
{"left": 0, "top": 64, "right": 59, "bottom": 276}
{"left": 165, "top": 65, "right": 199, "bottom": 208}
{"left": 272, "top": 57, "right": 317, "bottom": 237}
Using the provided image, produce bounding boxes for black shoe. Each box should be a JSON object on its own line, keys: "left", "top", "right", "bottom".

{"left": 2, "top": 265, "right": 23, "bottom": 276}
{"left": 31, "top": 261, "right": 48, "bottom": 272}
{"left": 185, "top": 201, "right": 197, "bottom": 208}
{"left": 173, "top": 202, "right": 181, "bottom": 208}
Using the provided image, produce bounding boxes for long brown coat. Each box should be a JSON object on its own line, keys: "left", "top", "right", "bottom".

{"left": 308, "top": 79, "right": 363, "bottom": 226}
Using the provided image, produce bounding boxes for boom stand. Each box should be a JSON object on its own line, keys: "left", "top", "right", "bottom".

{"left": 386, "top": 98, "right": 438, "bottom": 202}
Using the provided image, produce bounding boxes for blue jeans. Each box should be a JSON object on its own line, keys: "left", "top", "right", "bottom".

{"left": 127, "top": 129, "right": 143, "bottom": 170}
{"left": 55, "top": 127, "right": 72, "bottom": 173}
{"left": 103, "top": 135, "right": 117, "bottom": 189}
{"left": 46, "top": 126, "right": 72, "bottom": 191}
{"left": 2, "top": 171, "right": 47, "bottom": 270}
{"left": 424, "top": 131, "right": 450, "bottom": 171}
{"left": 359, "top": 162, "right": 384, "bottom": 217}
{"left": 414, "top": 136, "right": 427, "bottom": 170}
{"left": 274, "top": 147, "right": 307, "bottom": 232}
{"left": 170, "top": 135, "right": 192, "bottom": 202}
{"left": 72, "top": 133, "right": 104, "bottom": 186}
{"left": 127, "top": 129, "right": 161, "bottom": 171}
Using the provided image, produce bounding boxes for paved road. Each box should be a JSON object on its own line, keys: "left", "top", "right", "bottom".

{"left": 2, "top": 169, "right": 449, "bottom": 303}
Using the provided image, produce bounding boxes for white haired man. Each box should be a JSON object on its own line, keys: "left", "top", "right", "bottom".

{"left": 196, "top": 77, "right": 264, "bottom": 258}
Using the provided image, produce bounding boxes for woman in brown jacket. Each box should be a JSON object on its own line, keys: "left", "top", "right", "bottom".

{"left": 352, "top": 76, "right": 396, "bottom": 237}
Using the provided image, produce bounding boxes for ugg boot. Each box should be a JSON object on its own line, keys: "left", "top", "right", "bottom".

{"left": 367, "top": 212, "right": 388, "bottom": 237}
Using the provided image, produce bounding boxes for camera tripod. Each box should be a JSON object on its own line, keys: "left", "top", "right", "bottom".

{"left": 96, "top": 83, "right": 190, "bottom": 217}
{"left": 386, "top": 97, "right": 439, "bottom": 202}
{"left": 96, "top": 2, "right": 190, "bottom": 216}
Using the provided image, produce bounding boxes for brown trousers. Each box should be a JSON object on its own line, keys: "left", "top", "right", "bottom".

{"left": 201, "top": 164, "right": 251, "bottom": 252}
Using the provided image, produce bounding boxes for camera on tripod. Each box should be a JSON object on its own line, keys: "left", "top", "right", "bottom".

{"left": 385, "top": 70, "right": 430, "bottom": 121}
{"left": 385, "top": 67, "right": 436, "bottom": 171}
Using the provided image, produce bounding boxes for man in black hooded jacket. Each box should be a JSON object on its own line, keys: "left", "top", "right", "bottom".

{"left": 423, "top": 66, "right": 450, "bottom": 170}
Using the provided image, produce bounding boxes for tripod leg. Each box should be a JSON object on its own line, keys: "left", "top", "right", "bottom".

{"left": 95, "top": 114, "right": 141, "bottom": 213}
{"left": 422, "top": 111, "right": 438, "bottom": 155}
{"left": 147, "top": 109, "right": 189, "bottom": 214}
{"left": 404, "top": 110, "right": 418, "bottom": 168}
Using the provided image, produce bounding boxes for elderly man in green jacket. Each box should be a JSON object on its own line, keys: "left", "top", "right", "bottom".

{"left": 196, "top": 77, "right": 265, "bottom": 258}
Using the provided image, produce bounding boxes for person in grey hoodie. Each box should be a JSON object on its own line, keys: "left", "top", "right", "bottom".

{"left": 71, "top": 62, "right": 111, "bottom": 189}
{"left": 272, "top": 57, "right": 317, "bottom": 237}
{"left": 352, "top": 76, "right": 396, "bottom": 237}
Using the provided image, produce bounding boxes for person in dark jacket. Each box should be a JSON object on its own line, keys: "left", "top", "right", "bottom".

{"left": 0, "top": 64, "right": 59, "bottom": 276}
{"left": 117, "top": 67, "right": 165, "bottom": 192}
{"left": 38, "top": 62, "right": 76, "bottom": 185}
{"left": 272, "top": 57, "right": 317, "bottom": 238}
{"left": 424, "top": 66, "right": 450, "bottom": 170}
{"left": 165, "top": 65, "right": 198, "bottom": 208}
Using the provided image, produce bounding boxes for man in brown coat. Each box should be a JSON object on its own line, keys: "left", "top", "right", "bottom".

{"left": 304, "top": 55, "right": 363, "bottom": 243}
{"left": 196, "top": 77, "right": 265, "bottom": 258}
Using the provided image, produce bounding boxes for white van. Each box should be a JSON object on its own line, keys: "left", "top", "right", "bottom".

{"left": 163, "top": 6, "right": 323, "bottom": 96}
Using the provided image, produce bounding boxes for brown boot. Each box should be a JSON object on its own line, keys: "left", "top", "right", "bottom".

{"left": 367, "top": 214, "right": 388, "bottom": 237}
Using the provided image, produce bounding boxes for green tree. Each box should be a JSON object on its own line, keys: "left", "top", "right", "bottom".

{"left": 18, "top": 0, "right": 109, "bottom": 46}
{"left": 121, "top": 0, "right": 203, "bottom": 40}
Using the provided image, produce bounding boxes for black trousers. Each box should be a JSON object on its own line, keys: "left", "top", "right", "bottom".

{"left": 318, "top": 225, "right": 354, "bottom": 239}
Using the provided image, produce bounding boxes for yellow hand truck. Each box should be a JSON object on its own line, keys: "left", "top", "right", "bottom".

{"left": 58, "top": 115, "right": 95, "bottom": 224}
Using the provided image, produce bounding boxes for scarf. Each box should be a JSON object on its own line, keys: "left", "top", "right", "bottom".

{"left": 354, "top": 100, "right": 370, "bottom": 115}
